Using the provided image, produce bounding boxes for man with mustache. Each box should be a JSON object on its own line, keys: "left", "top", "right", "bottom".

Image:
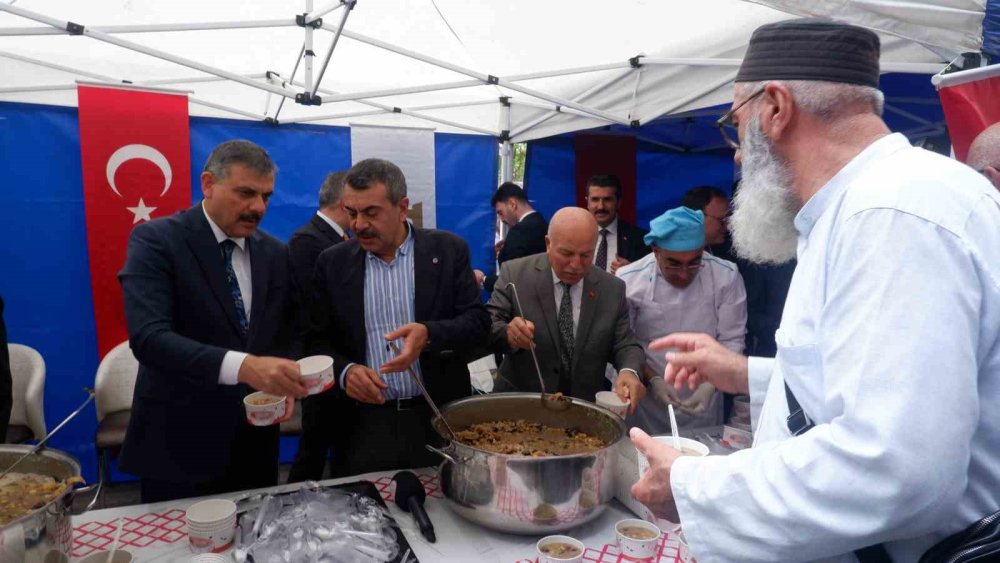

{"left": 487, "top": 207, "right": 646, "bottom": 411}
{"left": 585, "top": 174, "right": 649, "bottom": 274}
{"left": 119, "top": 140, "right": 308, "bottom": 502}
{"left": 630, "top": 20, "right": 1000, "bottom": 562}
{"left": 307, "top": 158, "right": 489, "bottom": 475}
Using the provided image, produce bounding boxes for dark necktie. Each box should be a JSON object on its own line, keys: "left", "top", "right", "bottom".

{"left": 557, "top": 282, "right": 575, "bottom": 388}
{"left": 220, "top": 240, "right": 249, "bottom": 335}
{"left": 595, "top": 228, "right": 609, "bottom": 271}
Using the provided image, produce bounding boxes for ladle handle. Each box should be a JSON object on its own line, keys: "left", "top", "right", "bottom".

{"left": 0, "top": 388, "right": 96, "bottom": 479}
{"left": 504, "top": 283, "right": 548, "bottom": 395}
{"left": 387, "top": 341, "right": 458, "bottom": 439}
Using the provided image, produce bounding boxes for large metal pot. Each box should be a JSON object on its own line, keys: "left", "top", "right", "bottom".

{"left": 0, "top": 445, "right": 100, "bottom": 563}
{"left": 429, "top": 393, "right": 626, "bottom": 535}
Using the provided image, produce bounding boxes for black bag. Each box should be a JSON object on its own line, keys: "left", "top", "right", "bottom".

{"left": 783, "top": 383, "right": 1000, "bottom": 563}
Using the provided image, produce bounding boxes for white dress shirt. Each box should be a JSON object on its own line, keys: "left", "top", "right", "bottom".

{"left": 669, "top": 134, "right": 1000, "bottom": 562}
{"left": 315, "top": 210, "right": 347, "bottom": 239}
{"left": 594, "top": 217, "right": 619, "bottom": 272}
{"left": 618, "top": 251, "right": 747, "bottom": 429}
{"left": 202, "top": 203, "right": 252, "bottom": 386}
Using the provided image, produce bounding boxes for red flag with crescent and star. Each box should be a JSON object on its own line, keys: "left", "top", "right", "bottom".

{"left": 78, "top": 85, "right": 191, "bottom": 358}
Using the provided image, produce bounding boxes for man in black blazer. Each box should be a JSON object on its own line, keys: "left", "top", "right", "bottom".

{"left": 287, "top": 171, "right": 353, "bottom": 482}
{"left": 118, "top": 140, "right": 309, "bottom": 503}
{"left": 479, "top": 182, "right": 548, "bottom": 293}
{"left": 0, "top": 296, "right": 12, "bottom": 440}
{"left": 585, "top": 174, "right": 650, "bottom": 274}
{"left": 308, "top": 159, "right": 490, "bottom": 475}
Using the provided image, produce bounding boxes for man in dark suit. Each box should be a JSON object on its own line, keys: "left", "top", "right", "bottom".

{"left": 478, "top": 182, "right": 548, "bottom": 293}
{"left": 118, "top": 140, "right": 309, "bottom": 503}
{"left": 585, "top": 174, "right": 649, "bottom": 274}
{"left": 0, "top": 296, "right": 12, "bottom": 440}
{"left": 287, "top": 171, "right": 353, "bottom": 483}
{"left": 487, "top": 207, "right": 646, "bottom": 409}
{"left": 288, "top": 171, "right": 350, "bottom": 296}
{"left": 308, "top": 158, "right": 490, "bottom": 475}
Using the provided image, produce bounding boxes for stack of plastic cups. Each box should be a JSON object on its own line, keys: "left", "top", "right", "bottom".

{"left": 186, "top": 499, "right": 237, "bottom": 553}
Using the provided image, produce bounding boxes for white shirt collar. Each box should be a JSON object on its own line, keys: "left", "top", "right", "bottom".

{"left": 315, "top": 210, "right": 347, "bottom": 238}
{"left": 518, "top": 210, "right": 537, "bottom": 223}
{"left": 599, "top": 216, "right": 618, "bottom": 235}
{"left": 794, "top": 133, "right": 909, "bottom": 238}
{"left": 201, "top": 201, "right": 246, "bottom": 251}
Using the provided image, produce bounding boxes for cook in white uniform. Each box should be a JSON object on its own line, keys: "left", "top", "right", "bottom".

{"left": 629, "top": 20, "right": 1000, "bottom": 563}
{"left": 618, "top": 206, "right": 746, "bottom": 431}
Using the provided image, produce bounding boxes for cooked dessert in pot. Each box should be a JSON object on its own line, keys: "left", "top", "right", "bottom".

{"left": 454, "top": 420, "right": 605, "bottom": 456}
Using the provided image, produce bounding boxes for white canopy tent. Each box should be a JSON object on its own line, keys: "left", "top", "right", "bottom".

{"left": 0, "top": 0, "right": 985, "bottom": 177}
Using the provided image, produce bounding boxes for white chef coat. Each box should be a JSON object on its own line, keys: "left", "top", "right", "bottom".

{"left": 668, "top": 134, "right": 1000, "bottom": 562}
{"left": 618, "top": 251, "right": 747, "bottom": 430}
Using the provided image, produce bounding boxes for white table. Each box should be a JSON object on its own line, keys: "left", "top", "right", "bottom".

{"left": 71, "top": 468, "right": 663, "bottom": 563}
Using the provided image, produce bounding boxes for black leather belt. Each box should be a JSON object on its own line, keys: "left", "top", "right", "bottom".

{"left": 360, "top": 396, "right": 425, "bottom": 411}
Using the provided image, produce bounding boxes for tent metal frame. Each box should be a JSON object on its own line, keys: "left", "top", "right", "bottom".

{"left": 0, "top": 1, "right": 949, "bottom": 176}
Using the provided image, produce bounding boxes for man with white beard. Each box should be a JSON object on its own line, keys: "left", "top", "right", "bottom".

{"left": 629, "top": 19, "right": 1000, "bottom": 563}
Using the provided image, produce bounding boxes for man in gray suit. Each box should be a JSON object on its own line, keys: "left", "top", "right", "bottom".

{"left": 487, "top": 207, "right": 646, "bottom": 412}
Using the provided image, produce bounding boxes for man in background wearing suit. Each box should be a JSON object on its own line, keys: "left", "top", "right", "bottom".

{"left": 288, "top": 170, "right": 352, "bottom": 482}
{"left": 119, "top": 140, "right": 309, "bottom": 502}
{"left": 0, "top": 296, "right": 12, "bottom": 440}
{"left": 479, "top": 182, "right": 548, "bottom": 293}
{"left": 308, "top": 158, "right": 490, "bottom": 475}
{"left": 585, "top": 174, "right": 649, "bottom": 274}
{"left": 487, "top": 207, "right": 646, "bottom": 410}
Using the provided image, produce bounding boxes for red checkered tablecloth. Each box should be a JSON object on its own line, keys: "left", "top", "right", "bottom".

{"left": 516, "top": 533, "right": 689, "bottom": 563}
{"left": 71, "top": 472, "right": 443, "bottom": 558}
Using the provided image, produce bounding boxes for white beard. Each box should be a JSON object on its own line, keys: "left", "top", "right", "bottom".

{"left": 729, "top": 115, "right": 800, "bottom": 265}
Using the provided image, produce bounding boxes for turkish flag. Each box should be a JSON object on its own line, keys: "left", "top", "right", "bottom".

{"left": 938, "top": 73, "right": 1000, "bottom": 162}
{"left": 78, "top": 85, "right": 191, "bottom": 358}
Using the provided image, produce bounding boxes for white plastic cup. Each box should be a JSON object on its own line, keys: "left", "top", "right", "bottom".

{"left": 186, "top": 499, "right": 237, "bottom": 554}
{"left": 733, "top": 395, "right": 751, "bottom": 419}
{"left": 595, "top": 391, "right": 628, "bottom": 417}
{"left": 243, "top": 392, "right": 286, "bottom": 426}
{"left": 536, "top": 535, "right": 585, "bottom": 563}
{"left": 615, "top": 518, "right": 663, "bottom": 560}
{"left": 297, "top": 355, "right": 335, "bottom": 394}
{"left": 636, "top": 436, "right": 709, "bottom": 479}
{"left": 78, "top": 551, "right": 134, "bottom": 563}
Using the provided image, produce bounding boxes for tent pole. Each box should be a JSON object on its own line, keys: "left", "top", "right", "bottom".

{"left": 306, "top": 0, "right": 345, "bottom": 25}
{"left": 303, "top": 0, "right": 315, "bottom": 96}
{"left": 636, "top": 73, "right": 734, "bottom": 126}
{"left": 509, "top": 67, "right": 635, "bottom": 140}
{"left": 643, "top": 57, "right": 944, "bottom": 74}
{"left": 0, "top": 49, "right": 120, "bottom": 84}
{"left": 287, "top": 78, "right": 497, "bottom": 135}
{"left": 312, "top": 0, "right": 355, "bottom": 96}
{"left": 500, "top": 99, "right": 513, "bottom": 182}
{"left": 0, "top": 20, "right": 296, "bottom": 36}
{"left": 334, "top": 27, "right": 628, "bottom": 125}
{"left": 884, "top": 104, "right": 935, "bottom": 127}
{"left": 509, "top": 99, "right": 607, "bottom": 120}
{"left": 189, "top": 97, "right": 265, "bottom": 120}
{"left": 0, "top": 4, "right": 301, "bottom": 100}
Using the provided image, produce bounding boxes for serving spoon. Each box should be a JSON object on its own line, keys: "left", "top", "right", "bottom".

{"left": 504, "top": 282, "right": 571, "bottom": 412}
{"left": 0, "top": 387, "right": 95, "bottom": 479}
{"left": 387, "top": 340, "right": 458, "bottom": 439}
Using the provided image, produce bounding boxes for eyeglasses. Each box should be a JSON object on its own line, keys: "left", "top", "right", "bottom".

{"left": 661, "top": 262, "right": 705, "bottom": 274}
{"left": 703, "top": 211, "right": 730, "bottom": 223}
{"left": 716, "top": 87, "right": 766, "bottom": 150}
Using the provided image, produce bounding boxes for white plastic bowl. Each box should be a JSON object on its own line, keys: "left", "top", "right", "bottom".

{"left": 243, "top": 392, "right": 286, "bottom": 426}
{"left": 297, "top": 355, "right": 335, "bottom": 395}
{"left": 615, "top": 518, "right": 662, "bottom": 559}
{"left": 536, "top": 535, "right": 585, "bottom": 563}
{"left": 595, "top": 391, "right": 628, "bottom": 417}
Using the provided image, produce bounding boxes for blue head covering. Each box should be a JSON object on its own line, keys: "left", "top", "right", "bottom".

{"left": 644, "top": 207, "right": 705, "bottom": 251}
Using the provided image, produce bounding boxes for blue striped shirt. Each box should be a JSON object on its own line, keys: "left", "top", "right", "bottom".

{"left": 362, "top": 226, "right": 422, "bottom": 399}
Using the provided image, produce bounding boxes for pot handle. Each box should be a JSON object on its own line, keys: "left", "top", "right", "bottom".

{"left": 425, "top": 444, "right": 464, "bottom": 465}
{"left": 72, "top": 480, "right": 103, "bottom": 515}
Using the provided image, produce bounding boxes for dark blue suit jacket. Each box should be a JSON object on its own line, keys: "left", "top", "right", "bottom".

{"left": 117, "top": 205, "right": 298, "bottom": 481}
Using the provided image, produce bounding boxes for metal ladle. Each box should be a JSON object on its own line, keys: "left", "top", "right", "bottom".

{"left": 0, "top": 387, "right": 96, "bottom": 479}
{"left": 387, "top": 341, "right": 458, "bottom": 439}
{"left": 504, "top": 282, "right": 572, "bottom": 412}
